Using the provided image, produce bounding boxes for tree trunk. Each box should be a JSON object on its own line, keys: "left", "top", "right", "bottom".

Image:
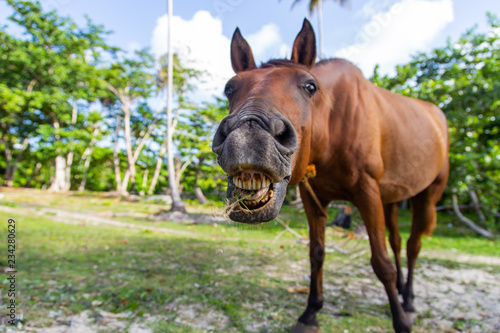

{"left": 3, "top": 136, "right": 29, "bottom": 187}
{"left": 174, "top": 155, "right": 193, "bottom": 194}
{"left": 452, "top": 194, "right": 492, "bottom": 238}
{"left": 113, "top": 115, "right": 123, "bottom": 193}
{"left": 122, "top": 99, "right": 137, "bottom": 194}
{"left": 49, "top": 103, "right": 77, "bottom": 193}
{"left": 148, "top": 137, "right": 168, "bottom": 196}
{"left": 121, "top": 170, "right": 131, "bottom": 193}
{"left": 78, "top": 126, "right": 100, "bottom": 191}
{"left": 193, "top": 158, "right": 207, "bottom": 204}
{"left": 141, "top": 169, "right": 149, "bottom": 195}
{"left": 195, "top": 186, "right": 208, "bottom": 204}
{"left": 166, "top": 0, "right": 186, "bottom": 213}
{"left": 50, "top": 155, "right": 67, "bottom": 192}
{"left": 78, "top": 151, "right": 93, "bottom": 191}
{"left": 3, "top": 144, "right": 12, "bottom": 186}
{"left": 63, "top": 151, "right": 74, "bottom": 191}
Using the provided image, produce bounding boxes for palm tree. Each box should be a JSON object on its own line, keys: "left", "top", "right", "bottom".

{"left": 290, "top": 0, "right": 349, "bottom": 59}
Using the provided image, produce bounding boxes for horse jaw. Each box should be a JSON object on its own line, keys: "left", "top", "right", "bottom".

{"left": 225, "top": 175, "right": 290, "bottom": 224}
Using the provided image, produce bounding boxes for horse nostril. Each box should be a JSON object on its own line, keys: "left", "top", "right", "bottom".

{"left": 212, "top": 120, "right": 229, "bottom": 154}
{"left": 271, "top": 117, "right": 298, "bottom": 155}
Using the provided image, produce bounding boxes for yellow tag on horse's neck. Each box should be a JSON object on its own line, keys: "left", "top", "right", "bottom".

{"left": 304, "top": 164, "right": 317, "bottom": 179}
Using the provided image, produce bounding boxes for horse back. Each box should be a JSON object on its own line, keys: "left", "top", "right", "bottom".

{"left": 311, "top": 59, "right": 448, "bottom": 203}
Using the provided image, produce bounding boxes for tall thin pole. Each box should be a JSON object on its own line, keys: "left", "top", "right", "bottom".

{"left": 317, "top": 0, "right": 323, "bottom": 59}
{"left": 166, "top": 0, "right": 185, "bottom": 212}
{"left": 167, "top": 0, "right": 173, "bottom": 140}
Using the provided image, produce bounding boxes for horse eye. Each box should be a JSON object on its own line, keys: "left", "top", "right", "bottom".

{"left": 224, "top": 85, "right": 234, "bottom": 98}
{"left": 302, "top": 82, "right": 317, "bottom": 97}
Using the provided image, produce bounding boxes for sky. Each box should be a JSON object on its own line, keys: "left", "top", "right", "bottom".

{"left": 1, "top": 0, "right": 499, "bottom": 102}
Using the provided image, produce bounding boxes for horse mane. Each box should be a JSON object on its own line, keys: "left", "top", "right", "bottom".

{"left": 260, "top": 59, "right": 308, "bottom": 69}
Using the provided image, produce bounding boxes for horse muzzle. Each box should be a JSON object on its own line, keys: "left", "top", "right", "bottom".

{"left": 212, "top": 111, "right": 298, "bottom": 223}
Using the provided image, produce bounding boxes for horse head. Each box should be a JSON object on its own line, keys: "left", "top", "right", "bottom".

{"left": 212, "top": 19, "right": 320, "bottom": 223}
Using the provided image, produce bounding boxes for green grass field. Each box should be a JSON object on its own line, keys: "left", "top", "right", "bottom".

{"left": 0, "top": 188, "right": 498, "bottom": 332}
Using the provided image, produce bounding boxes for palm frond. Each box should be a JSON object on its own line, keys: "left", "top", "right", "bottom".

{"left": 287, "top": 0, "right": 350, "bottom": 14}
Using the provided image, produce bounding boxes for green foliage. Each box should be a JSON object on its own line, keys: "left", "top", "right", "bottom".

{"left": 0, "top": 0, "right": 226, "bottom": 196}
{"left": 372, "top": 13, "right": 500, "bottom": 230}
{"left": 178, "top": 98, "right": 228, "bottom": 195}
{"left": 0, "top": 0, "right": 111, "bottom": 187}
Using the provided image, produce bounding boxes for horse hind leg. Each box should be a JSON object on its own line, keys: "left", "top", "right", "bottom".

{"left": 404, "top": 168, "right": 448, "bottom": 312}
{"left": 384, "top": 202, "right": 404, "bottom": 294}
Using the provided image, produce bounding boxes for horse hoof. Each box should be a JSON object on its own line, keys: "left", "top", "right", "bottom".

{"left": 394, "top": 318, "right": 412, "bottom": 333}
{"left": 291, "top": 322, "right": 321, "bottom": 333}
{"left": 403, "top": 302, "right": 416, "bottom": 313}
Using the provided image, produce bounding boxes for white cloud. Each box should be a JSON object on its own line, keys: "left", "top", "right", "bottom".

{"left": 151, "top": 10, "right": 233, "bottom": 102}
{"left": 150, "top": 11, "right": 287, "bottom": 103}
{"left": 247, "top": 23, "right": 289, "bottom": 63}
{"left": 336, "top": 0, "right": 454, "bottom": 77}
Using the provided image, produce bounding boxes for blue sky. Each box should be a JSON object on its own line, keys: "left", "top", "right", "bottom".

{"left": 1, "top": 0, "right": 499, "bottom": 101}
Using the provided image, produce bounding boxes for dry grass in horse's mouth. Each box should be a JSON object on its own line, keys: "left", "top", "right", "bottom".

{"left": 220, "top": 182, "right": 275, "bottom": 216}
{"left": 235, "top": 184, "right": 274, "bottom": 211}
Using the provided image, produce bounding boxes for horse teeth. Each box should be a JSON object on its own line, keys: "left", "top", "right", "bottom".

{"left": 263, "top": 177, "right": 270, "bottom": 188}
{"left": 234, "top": 173, "right": 273, "bottom": 190}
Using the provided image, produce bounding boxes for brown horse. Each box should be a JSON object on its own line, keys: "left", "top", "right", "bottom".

{"left": 212, "top": 19, "right": 449, "bottom": 333}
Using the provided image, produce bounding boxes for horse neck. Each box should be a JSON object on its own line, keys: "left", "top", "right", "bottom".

{"left": 310, "top": 62, "right": 370, "bottom": 166}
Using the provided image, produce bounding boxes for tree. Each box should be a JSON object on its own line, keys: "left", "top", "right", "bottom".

{"left": 147, "top": 53, "right": 200, "bottom": 196}
{"left": 178, "top": 98, "right": 228, "bottom": 203}
{"left": 372, "top": 13, "right": 500, "bottom": 231}
{"left": 1, "top": 0, "right": 111, "bottom": 191}
{"left": 103, "top": 50, "right": 156, "bottom": 194}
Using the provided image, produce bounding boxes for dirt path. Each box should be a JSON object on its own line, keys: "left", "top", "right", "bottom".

{"left": 319, "top": 259, "right": 500, "bottom": 333}
{"left": 0, "top": 205, "right": 215, "bottom": 238}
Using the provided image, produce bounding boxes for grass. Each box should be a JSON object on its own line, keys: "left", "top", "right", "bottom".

{"left": 0, "top": 188, "right": 498, "bottom": 332}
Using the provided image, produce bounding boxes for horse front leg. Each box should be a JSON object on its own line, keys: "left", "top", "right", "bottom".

{"left": 354, "top": 176, "right": 411, "bottom": 333}
{"left": 292, "top": 184, "right": 328, "bottom": 333}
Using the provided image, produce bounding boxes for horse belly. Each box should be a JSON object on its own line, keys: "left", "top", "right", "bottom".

{"left": 378, "top": 114, "right": 447, "bottom": 203}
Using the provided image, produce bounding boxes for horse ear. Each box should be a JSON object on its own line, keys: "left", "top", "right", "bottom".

{"left": 231, "top": 27, "right": 257, "bottom": 73}
{"left": 291, "top": 18, "right": 316, "bottom": 68}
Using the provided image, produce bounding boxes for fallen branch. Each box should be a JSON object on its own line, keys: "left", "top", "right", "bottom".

{"left": 275, "top": 218, "right": 304, "bottom": 240}
{"left": 436, "top": 204, "right": 479, "bottom": 212}
{"left": 469, "top": 190, "right": 487, "bottom": 224}
{"left": 451, "top": 194, "right": 493, "bottom": 238}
